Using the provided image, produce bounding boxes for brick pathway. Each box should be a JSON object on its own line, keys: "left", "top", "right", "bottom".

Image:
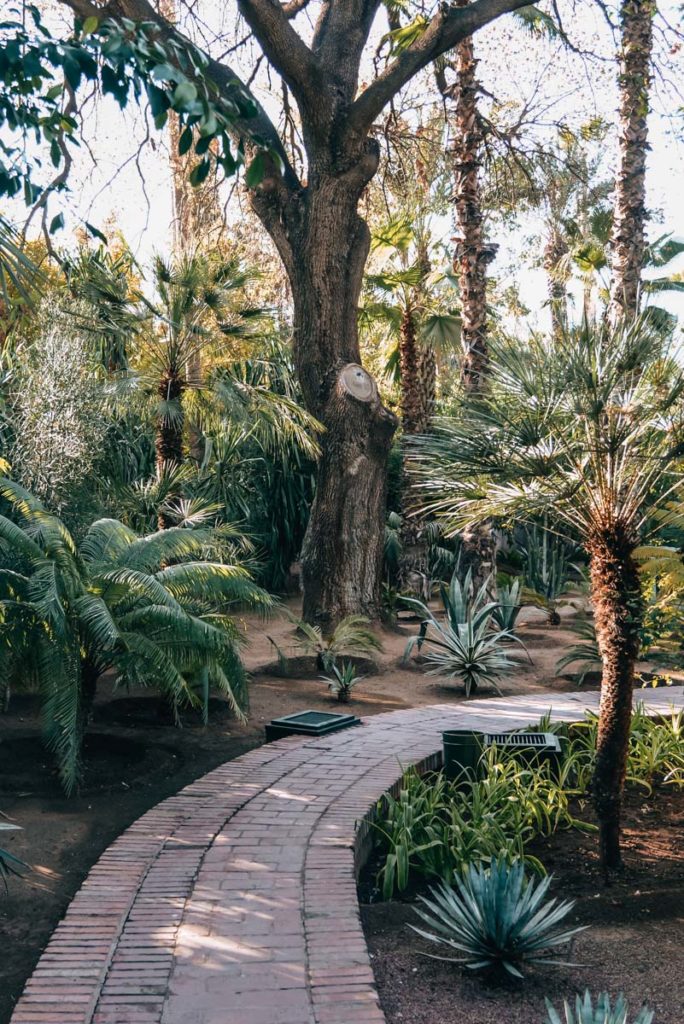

{"left": 11, "top": 687, "right": 684, "bottom": 1024}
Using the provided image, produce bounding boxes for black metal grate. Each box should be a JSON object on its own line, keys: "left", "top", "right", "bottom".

{"left": 484, "top": 731, "right": 561, "bottom": 751}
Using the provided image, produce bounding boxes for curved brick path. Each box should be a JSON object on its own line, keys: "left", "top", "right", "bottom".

{"left": 11, "top": 687, "right": 684, "bottom": 1024}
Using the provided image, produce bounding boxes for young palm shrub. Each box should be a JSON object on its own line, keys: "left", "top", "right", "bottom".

{"left": 321, "top": 661, "right": 363, "bottom": 703}
{"left": 0, "top": 477, "right": 273, "bottom": 792}
{"left": 292, "top": 614, "right": 382, "bottom": 672}
{"left": 405, "top": 317, "right": 684, "bottom": 870}
{"left": 545, "top": 991, "right": 654, "bottom": 1024}
{"left": 411, "top": 856, "right": 585, "bottom": 978}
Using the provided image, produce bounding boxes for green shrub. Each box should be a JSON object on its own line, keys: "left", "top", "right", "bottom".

{"left": 321, "top": 661, "right": 363, "bottom": 703}
{"left": 411, "top": 856, "right": 585, "bottom": 978}
{"left": 373, "top": 750, "right": 593, "bottom": 899}
{"left": 545, "top": 991, "right": 654, "bottom": 1024}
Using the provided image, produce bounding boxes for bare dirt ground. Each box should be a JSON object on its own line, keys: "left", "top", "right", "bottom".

{"left": 0, "top": 596, "right": 679, "bottom": 1023}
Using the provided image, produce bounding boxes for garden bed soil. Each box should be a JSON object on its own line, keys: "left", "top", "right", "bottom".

{"left": 1, "top": 599, "right": 681, "bottom": 1024}
{"left": 361, "top": 787, "right": 684, "bottom": 1024}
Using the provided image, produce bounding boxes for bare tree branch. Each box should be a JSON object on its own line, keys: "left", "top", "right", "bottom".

{"left": 347, "top": 0, "right": 531, "bottom": 135}
{"left": 237, "top": 0, "right": 326, "bottom": 117}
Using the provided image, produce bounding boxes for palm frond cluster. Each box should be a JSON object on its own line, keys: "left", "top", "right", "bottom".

{"left": 0, "top": 477, "right": 273, "bottom": 793}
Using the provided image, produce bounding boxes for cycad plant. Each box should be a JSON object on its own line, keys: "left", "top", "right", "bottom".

{"left": 545, "top": 991, "right": 654, "bottom": 1024}
{"left": 411, "top": 856, "right": 585, "bottom": 978}
{"left": 292, "top": 613, "right": 382, "bottom": 672}
{"left": 0, "top": 477, "right": 273, "bottom": 792}
{"left": 405, "top": 317, "right": 684, "bottom": 870}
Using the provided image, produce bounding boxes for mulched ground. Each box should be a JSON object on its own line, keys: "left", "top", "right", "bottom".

{"left": 361, "top": 787, "right": 684, "bottom": 1024}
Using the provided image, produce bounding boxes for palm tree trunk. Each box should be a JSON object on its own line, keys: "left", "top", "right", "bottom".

{"left": 399, "top": 303, "right": 435, "bottom": 435}
{"left": 608, "top": 0, "right": 655, "bottom": 322}
{"left": 437, "top": 6, "right": 497, "bottom": 592}
{"left": 588, "top": 528, "right": 642, "bottom": 872}
{"left": 448, "top": 3, "right": 492, "bottom": 393}
{"left": 544, "top": 229, "right": 568, "bottom": 341}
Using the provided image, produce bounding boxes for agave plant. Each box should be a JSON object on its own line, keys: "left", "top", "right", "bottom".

{"left": 0, "top": 477, "right": 273, "bottom": 792}
{"left": 411, "top": 856, "right": 586, "bottom": 978}
{"left": 404, "top": 613, "right": 519, "bottom": 696}
{"left": 491, "top": 577, "right": 523, "bottom": 633}
{"left": 321, "top": 661, "right": 363, "bottom": 703}
{"left": 291, "top": 614, "right": 382, "bottom": 672}
{"left": 545, "top": 991, "right": 654, "bottom": 1024}
{"left": 0, "top": 819, "right": 27, "bottom": 890}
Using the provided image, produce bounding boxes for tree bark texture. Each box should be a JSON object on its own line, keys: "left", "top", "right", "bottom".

{"left": 447, "top": 4, "right": 491, "bottom": 393}
{"left": 609, "top": 0, "right": 654, "bottom": 322}
{"left": 399, "top": 304, "right": 435, "bottom": 435}
{"left": 588, "top": 526, "right": 642, "bottom": 872}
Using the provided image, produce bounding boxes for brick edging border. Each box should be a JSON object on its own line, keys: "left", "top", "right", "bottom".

{"left": 11, "top": 688, "right": 684, "bottom": 1024}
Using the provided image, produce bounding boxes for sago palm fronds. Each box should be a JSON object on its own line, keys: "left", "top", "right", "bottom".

{"left": 0, "top": 477, "right": 273, "bottom": 793}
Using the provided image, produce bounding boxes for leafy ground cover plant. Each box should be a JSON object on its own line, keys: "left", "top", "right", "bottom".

{"left": 545, "top": 991, "right": 654, "bottom": 1024}
{"left": 411, "top": 856, "right": 586, "bottom": 978}
{"left": 321, "top": 661, "right": 364, "bottom": 702}
{"left": 373, "top": 750, "right": 593, "bottom": 899}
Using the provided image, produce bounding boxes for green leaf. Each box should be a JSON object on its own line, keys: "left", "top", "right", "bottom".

{"left": 49, "top": 212, "right": 64, "bottom": 233}
{"left": 245, "top": 151, "right": 266, "bottom": 188}
{"left": 85, "top": 221, "right": 107, "bottom": 244}
{"left": 173, "top": 80, "right": 198, "bottom": 108}
{"left": 189, "top": 158, "right": 211, "bottom": 187}
{"left": 178, "top": 125, "right": 193, "bottom": 155}
{"left": 82, "top": 15, "right": 99, "bottom": 35}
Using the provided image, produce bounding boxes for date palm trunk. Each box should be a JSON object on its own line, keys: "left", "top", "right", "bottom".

{"left": 609, "top": 0, "right": 655, "bottom": 322}
{"left": 588, "top": 526, "right": 642, "bottom": 872}
{"left": 399, "top": 303, "right": 435, "bottom": 435}
{"left": 440, "top": 7, "right": 496, "bottom": 590}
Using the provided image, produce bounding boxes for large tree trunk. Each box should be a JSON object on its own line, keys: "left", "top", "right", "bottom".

{"left": 253, "top": 163, "right": 398, "bottom": 627}
{"left": 588, "top": 527, "right": 642, "bottom": 872}
{"left": 608, "top": 0, "right": 654, "bottom": 322}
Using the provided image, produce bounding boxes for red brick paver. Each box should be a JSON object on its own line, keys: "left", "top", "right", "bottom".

{"left": 11, "top": 688, "right": 684, "bottom": 1024}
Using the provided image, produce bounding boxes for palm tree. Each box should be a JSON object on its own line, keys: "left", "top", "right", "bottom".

{"left": 362, "top": 221, "right": 461, "bottom": 436}
{"left": 608, "top": 0, "right": 655, "bottom": 321}
{"left": 405, "top": 318, "right": 684, "bottom": 871}
{"left": 0, "top": 477, "right": 273, "bottom": 793}
{"left": 435, "top": 4, "right": 494, "bottom": 393}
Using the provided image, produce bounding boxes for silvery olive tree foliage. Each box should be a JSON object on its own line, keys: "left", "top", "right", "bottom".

{"left": 10, "top": 300, "right": 108, "bottom": 525}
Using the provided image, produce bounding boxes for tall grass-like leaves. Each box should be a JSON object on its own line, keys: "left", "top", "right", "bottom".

{"left": 411, "top": 857, "right": 586, "bottom": 977}
{"left": 292, "top": 614, "right": 382, "bottom": 671}
{"left": 545, "top": 991, "right": 654, "bottom": 1024}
